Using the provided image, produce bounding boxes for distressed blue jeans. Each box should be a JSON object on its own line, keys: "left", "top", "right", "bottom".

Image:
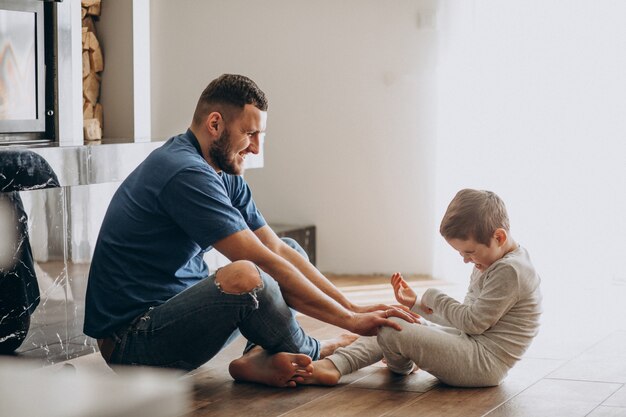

{"left": 107, "top": 238, "right": 321, "bottom": 371}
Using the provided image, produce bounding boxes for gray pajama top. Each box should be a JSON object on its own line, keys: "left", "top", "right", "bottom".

{"left": 414, "top": 246, "right": 542, "bottom": 367}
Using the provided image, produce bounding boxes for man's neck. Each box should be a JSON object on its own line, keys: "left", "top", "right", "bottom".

{"left": 189, "top": 125, "right": 219, "bottom": 171}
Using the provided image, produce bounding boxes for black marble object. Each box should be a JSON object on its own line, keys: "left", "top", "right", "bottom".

{"left": 0, "top": 149, "right": 59, "bottom": 354}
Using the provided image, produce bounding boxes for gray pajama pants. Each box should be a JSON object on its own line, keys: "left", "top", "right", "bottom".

{"left": 327, "top": 317, "right": 511, "bottom": 387}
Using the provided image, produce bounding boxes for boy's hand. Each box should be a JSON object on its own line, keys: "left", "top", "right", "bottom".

{"left": 391, "top": 272, "right": 417, "bottom": 308}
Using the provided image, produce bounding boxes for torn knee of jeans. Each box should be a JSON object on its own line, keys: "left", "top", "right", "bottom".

{"left": 214, "top": 261, "right": 264, "bottom": 296}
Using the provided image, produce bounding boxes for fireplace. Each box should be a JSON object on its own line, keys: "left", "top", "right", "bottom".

{"left": 0, "top": 0, "right": 55, "bottom": 145}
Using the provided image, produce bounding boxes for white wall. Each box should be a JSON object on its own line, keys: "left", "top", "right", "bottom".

{"left": 150, "top": 0, "right": 626, "bottom": 283}
{"left": 98, "top": 0, "right": 134, "bottom": 139}
{"left": 98, "top": 0, "right": 151, "bottom": 141}
{"left": 434, "top": 0, "right": 626, "bottom": 297}
{"left": 150, "top": 0, "right": 439, "bottom": 274}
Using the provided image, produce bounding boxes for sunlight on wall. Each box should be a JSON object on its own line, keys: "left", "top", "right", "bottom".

{"left": 433, "top": 0, "right": 626, "bottom": 321}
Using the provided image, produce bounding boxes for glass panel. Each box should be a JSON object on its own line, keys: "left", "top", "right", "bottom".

{"left": 0, "top": 148, "right": 123, "bottom": 363}
{"left": 0, "top": 143, "right": 163, "bottom": 362}
{"left": 15, "top": 186, "right": 70, "bottom": 362}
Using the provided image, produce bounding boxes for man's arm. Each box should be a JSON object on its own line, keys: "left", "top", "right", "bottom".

{"left": 212, "top": 228, "right": 416, "bottom": 336}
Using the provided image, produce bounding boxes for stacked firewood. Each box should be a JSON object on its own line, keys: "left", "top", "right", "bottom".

{"left": 81, "top": 0, "right": 104, "bottom": 142}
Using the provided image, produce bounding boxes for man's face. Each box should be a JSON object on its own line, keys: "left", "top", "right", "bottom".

{"left": 208, "top": 104, "right": 267, "bottom": 175}
{"left": 446, "top": 236, "right": 503, "bottom": 272}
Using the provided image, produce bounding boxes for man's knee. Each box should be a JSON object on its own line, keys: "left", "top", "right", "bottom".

{"left": 215, "top": 260, "right": 263, "bottom": 294}
{"left": 281, "top": 237, "right": 309, "bottom": 262}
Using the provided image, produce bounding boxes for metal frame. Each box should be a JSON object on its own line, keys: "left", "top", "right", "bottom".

{"left": 0, "top": 0, "right": 46, "bottom": 134}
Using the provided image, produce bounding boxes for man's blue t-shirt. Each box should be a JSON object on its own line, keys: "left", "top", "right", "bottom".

{"left": 83, "top": 130, "right": 266, "bottom": 338}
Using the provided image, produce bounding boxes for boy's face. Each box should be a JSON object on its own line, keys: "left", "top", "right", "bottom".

{"left": 446, "top": 235, "right": 504, "bottom": 272}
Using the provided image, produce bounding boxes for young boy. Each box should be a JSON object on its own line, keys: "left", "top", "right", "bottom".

{"left": 304, "top": 189, "right": 542, "bottom": 387}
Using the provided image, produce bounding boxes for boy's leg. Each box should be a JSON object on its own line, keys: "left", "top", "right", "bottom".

{"left": 301, "top": 336, "right": 383, "bottom": 386}
{"left": 377, "top": 318, "right": 508, "bottom": 387}
{"left": 327, "top": 336, "right": 383, "bottom": 375}
{"left": 108, "top": 260, "right": 320, "bottom": 372}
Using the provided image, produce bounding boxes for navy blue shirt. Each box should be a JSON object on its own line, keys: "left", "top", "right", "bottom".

{"left": 83, "top": 130, "right": 266, "bottom": 338}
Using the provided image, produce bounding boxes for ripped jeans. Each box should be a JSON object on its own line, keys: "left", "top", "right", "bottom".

{"left": 107, "top": 239, "right": 321, "bottom": 371}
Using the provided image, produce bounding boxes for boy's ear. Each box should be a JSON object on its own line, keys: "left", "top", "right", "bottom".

{"left": 494, "top": 228, "right": 508, "bottom": 246}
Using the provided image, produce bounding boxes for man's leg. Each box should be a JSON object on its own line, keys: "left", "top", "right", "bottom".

{"left": 227, "top": 262, "right": 356, "bottom": 386}
{"left": 108, "top": 261, "right": 318, "bottom": 373}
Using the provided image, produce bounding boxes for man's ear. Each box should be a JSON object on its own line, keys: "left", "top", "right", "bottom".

{"left": 204, "top": 111, "right": 223, "bottom": 136}
{"left": 494, "top": 228, "right": 508, "bottom": 246}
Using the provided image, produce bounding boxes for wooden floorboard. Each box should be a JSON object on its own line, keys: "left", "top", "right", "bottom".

{"left": 603, "top": 385, "right": 626, "bottom": 407}
{"left": 280, "top": 387, "right": 423, "bottom": 417}
{"left": 485, "top": 379, "right": 622, "bottom": 417}
{"left": 384, "top": 357, "right": 563, "bottom": 417}
{"left": 586, "top": 406, "right": 626, "bottom": 417}
{"left": 349, "top": 365, "right": 439, "bottom": 393}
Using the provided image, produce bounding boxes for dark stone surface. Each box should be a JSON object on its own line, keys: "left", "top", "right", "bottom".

{"left": 271, "top": 224, "right": 316, "bottom": 266}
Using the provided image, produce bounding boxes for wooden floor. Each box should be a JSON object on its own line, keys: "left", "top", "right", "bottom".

{"left": 181, "top": 274, "right": 626, "bottom": 417}
{"left": 54, "top": 274, "right": 626, "bottom": 417}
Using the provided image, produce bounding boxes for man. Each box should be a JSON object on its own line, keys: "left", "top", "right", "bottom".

{"left": 84, "top": 74, "right": 416, "bottom": 387}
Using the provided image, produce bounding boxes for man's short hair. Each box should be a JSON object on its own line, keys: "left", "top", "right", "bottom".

{"left": 439, "top": 189, "right": 510, "bottom": 246}
{"left": 192, "top": 74, "right": 268, "bottom": 126}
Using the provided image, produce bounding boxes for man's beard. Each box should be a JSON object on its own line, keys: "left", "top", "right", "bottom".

{"left": 208, "top": 128, "right": 242, "bottom": 175}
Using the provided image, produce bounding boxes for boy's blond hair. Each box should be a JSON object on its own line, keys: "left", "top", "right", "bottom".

{"left": 439, "top": 189, "right": 510, "bottom": 246}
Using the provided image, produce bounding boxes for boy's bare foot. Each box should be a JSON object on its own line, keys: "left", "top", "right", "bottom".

{"left": 229, "top": 347, "right": 313, "bottom": 388}
{"left": 319, "top": 333, "right": 358, "bottom": 358}
{"left": 387, "top": 362, "right": 420, "bottom": 375}
{"left": 300, "top": 358, "right": 342, "bottom": 386}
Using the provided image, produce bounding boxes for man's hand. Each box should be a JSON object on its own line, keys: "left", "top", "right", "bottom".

{"left": 391, "top": 272, "right": 417, "bottom": 308}
{"left": 350, "top": 303, "right": 397, "bottom": 313}
{"left": 351, "top": 303, "right": 421, "bottom": 320}
{"left": 348, "top": 307, "right": 420, "bottom": 336}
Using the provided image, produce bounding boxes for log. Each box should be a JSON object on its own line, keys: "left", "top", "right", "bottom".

{"left": 82, "top": 16, "right": 97, "bottom": 35}
{"left": 80, "top": 0, "right": 103, "bottom": 143}
{"left": 89, "top": 45, "right": 104, "bottom": 73}
{"left": 87, "top": 32, "right": 99, "bottom": 51}
{"left": 83, "top": 73, "right": 100, "bottom": 104}
{"left": 94, "top": 103, "right": 103, "bottom": 128}
{"left": 82, "top": 51, "right": 90, "bottom": 78}
{"left": 87, "top": 3, "right": 101, "bottom": 17}
{"left": 83, "top": 102, "right": 94, "bottom": 120}
{"left": 84, "top": 118, "right": 102, "bottom": 141}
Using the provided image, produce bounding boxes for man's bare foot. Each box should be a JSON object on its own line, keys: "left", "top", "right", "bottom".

{"left": 229, "top": 347, "right": 313, "bottom": 388}
{"left": 300, "top": 358, "right": 341, "bottom": 386}
{"left": 319, "top": 333, "right": 358, "bottom": 358}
